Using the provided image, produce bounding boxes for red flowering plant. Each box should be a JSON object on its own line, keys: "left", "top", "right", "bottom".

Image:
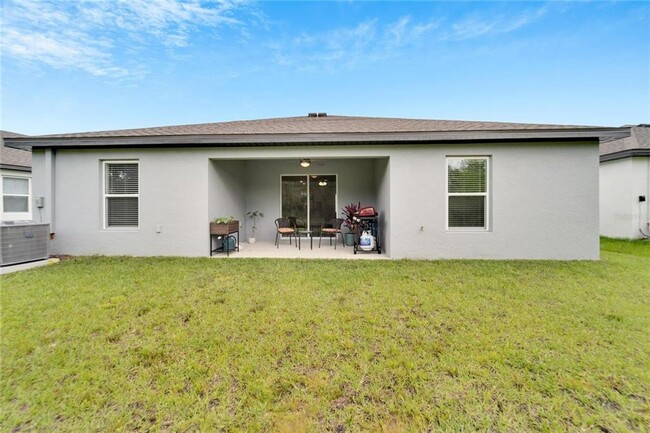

{"left": 342, "top": 202, "right": 361, "bottom": 230}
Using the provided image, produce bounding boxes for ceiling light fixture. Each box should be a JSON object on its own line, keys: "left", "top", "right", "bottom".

{"left": 300, "top": 159, "right": 311, "bottom": 168}
{"left": 318, "top": 180, "right": 328, "bottom": 187}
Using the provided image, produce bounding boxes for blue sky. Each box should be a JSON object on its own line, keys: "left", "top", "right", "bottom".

{"left": 1, "top": 0, "right": 649, "bottom": 135}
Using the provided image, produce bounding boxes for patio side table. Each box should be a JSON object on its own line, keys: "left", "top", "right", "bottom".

{"left": 298, "top": 230, "right": 313, "bottom": 250}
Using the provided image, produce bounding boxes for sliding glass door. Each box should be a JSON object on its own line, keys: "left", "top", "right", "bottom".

{"left": 281, "top": 175, "right": 337, "bottom": 232}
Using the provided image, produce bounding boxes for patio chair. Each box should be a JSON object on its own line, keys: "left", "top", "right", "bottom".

{"left": 275, "top": 217, "right": 297, "bottom": 248}
{"left": 319, "top": 218, "right": 344, "bottom": 249}
{"left": 288, "top": 216, "right": 307, "bottom": 232}
{"left": 290, "top": 217, "right": 313, "bottom": 250}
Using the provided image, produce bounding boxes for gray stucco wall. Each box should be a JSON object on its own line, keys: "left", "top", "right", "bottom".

{"left": 387, "top": 143, "right": 599, "bottom": 259}
{"left": 31, "top": 149, "right": 54, "bottom": 228}
{"left": 374, "top": 158, "right": 390, "bottom": 254}
{"left": 600, "top": 157, "right": 650, "bottom": 239}
{"left": 208, "top": 159, "right": 246, "bottom": 246}
{"left": 36, "top": 148, "right": 210, "bottom": 256}
{"left": 32, "top": 141, "right": 600, "bottom": 259}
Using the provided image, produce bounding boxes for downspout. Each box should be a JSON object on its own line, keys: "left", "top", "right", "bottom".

{"left": 45, "top": 148, "right": 56, "bottom": 235}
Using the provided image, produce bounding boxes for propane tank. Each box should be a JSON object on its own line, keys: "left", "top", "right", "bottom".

{"left": 359, "top": 230, "right": 375, "bottom": 251}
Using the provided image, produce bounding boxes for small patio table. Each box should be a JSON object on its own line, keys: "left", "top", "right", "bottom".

{"left": 298, "top": 230, "right": 313, "bottom": 250}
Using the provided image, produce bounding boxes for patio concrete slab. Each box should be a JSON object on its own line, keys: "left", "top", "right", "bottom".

{"left": 211, "top": 240, "right": 387, "bottom": 259}
{"left": 1, "top": 258, "right": 60, "bottom": 275}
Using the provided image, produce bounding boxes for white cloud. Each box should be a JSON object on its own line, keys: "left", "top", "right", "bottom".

{"left": 274, "top": 16, "right": 439, "bottom": 72}
{"left": 3, "top": 28, "right": 130, "bottom": 78}
{"left": 262, "top": 5, "right": 547, "bottom": 74}
{"left": 2, "top": 1, "right": 551, "bottom": 79}
{"left": 1, "top": 0, "right": 255, "bottom": 78}
{"left": 445, "top": 7, "right": 547, "bottom": 40}
{"left": 385, "top": 15, "right": 441, "bottom": 48}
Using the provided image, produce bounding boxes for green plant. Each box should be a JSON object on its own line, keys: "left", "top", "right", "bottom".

{"left": 214, "top": 216, "right": 235, "bottom": 224}
{"left": 342, "top": 202, "right": 360, "bottom": 229}
{"left": 247, "top": 210, "right": 264, "bottom": 236}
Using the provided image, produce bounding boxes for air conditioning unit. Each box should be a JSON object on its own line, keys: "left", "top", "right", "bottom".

{"left": 0, "top": 222, "right": 50, "bottom": 266}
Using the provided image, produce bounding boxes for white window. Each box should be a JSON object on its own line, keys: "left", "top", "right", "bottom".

{"left": 447, "top": 157, "right": 489, "bottom": 230}
{"left": 1, "top": 175, "right": 31, "bottom": 221}
{"left": 103, "top": 161, "right": 139, "bottom": 229}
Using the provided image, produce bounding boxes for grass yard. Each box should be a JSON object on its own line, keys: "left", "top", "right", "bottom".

{"left": 601, "top": 237, "right": 650, "bottom": 258}
{"left": 1, "top": 240, "right": 649, "bottom": 432}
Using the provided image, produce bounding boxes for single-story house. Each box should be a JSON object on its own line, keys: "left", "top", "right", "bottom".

{"left": 600, "top": 124, "right": 650, "bottom": 239}
{"left": 5, "top": 114, "right": 628, "bottom": 259}
{"left": 1, "top": 131, "right": 32, "bottom": 222}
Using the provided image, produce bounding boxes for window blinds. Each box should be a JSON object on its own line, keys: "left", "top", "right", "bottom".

{"left": 448, "top": 159, "right": 487, "bottom": 193}
{"left": 447, "top": 158, "right": 488, "bottom": 229}
{"left": 448, "top": 196, "right": 485, "bottom": 228}
{"left": 106, "top": 197, "right": 138, "bottom": 227}
{"left": 106, "top": 163, "right": 139, "bottom": 194}
{"left": 105, "top": 162, "right": 138, "bottom": 227}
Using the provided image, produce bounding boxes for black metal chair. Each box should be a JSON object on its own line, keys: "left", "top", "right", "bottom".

{"left": 289, "top": 216, "right": 307, "bottom": 232}
{"left": 319, "top": 218, "right": 344, "bottom": 249}
{"left": 275, "top": 217, "right": 297, "bottom": 248}
{"left": 291, "top": 217, "right": 312, "bottom": 250}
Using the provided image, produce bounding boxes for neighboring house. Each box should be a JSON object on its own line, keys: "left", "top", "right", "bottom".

{"left": 1, "top": 131, "right": 32, "bottom": 221}
{"left": 5, "top": 114, "right": 628, "bottom": 259}
{"left": 600, "top": 124, "right": 650, "bottom": 239}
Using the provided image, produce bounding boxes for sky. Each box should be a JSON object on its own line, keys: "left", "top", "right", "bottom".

{"left": 1, "top": 0, "right": 649, "bottom": 135}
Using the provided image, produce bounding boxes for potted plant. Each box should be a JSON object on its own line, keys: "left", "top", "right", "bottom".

{"left": 246, "top": 210, "right": 264, "bottom": 244}
{"left": 210, "top": 216, "right": 238, "bottom": 234}
{"left": 341, "top": 202, "right": 360, "bottom": 246}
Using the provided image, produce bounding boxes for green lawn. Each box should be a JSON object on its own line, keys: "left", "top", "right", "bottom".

{"left": 601, "top": 236, "right": 650, "bottom": 257}
{"left": 1, "top": 241, "right": 649, "bottom": 432}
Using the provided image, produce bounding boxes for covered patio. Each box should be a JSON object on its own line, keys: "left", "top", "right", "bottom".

{"left": 208, "top": 155, "right": 390, "bottom": 257}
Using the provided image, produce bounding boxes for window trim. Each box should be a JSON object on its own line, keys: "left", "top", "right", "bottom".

{"left": 445, "top": 156, "right": 490, "bottom": 231}
{"left": 1, "top": 174, "right": 32, "bottom": 221}
{"left": 102, "top": 160, "right": 139, "bottom": 230}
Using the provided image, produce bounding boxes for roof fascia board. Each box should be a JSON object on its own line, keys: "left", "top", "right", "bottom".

{"left": 5, "top": 128, "right": 628, "bottom": 149}
{"left": 600, "top": 148, "right": 650, "bottom": 163}
{"left": 0, "top": 164, "right": 31, "bottom": 171}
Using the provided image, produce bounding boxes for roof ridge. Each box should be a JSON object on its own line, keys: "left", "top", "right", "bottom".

{"left": 10, "top": 114, "right": 615, "bottom": 139}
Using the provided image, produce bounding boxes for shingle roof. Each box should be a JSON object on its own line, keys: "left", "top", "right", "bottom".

{"left": 1, "top": 130, "right": 26, "bottom": 139}
{"left": 1, "top": 131, "right": 31, "bottom": 170}
{"left": 32, "top": 115, "right": 602, "bottom": 138}
{"left": 600, "top": 125, "right": 650, "bottom": 156}
{"left": 5, "top": 115, "right": 629, "bottom": 150}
